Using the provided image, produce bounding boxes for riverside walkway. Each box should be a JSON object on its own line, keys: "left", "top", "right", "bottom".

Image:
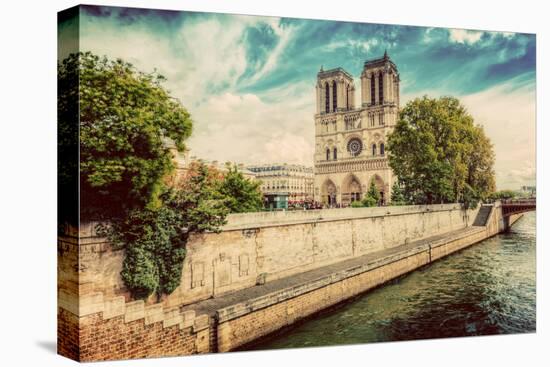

{"left": 181, "top": 225, "right": 486, "bottom": 320}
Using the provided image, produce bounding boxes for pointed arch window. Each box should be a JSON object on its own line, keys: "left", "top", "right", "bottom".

{"left": 346, "top": 85, "right": 350, "bottom": 110}
{"left": 370, "top": 74, "right": 375, "bottom": 105}
{"left": 332, "top": 82, "right": 337, "bottom": 111}
{"left": 333, "top": 147, "right": 338, "bottom": 160}
{"left": 325, "top": 82, "right": 330, "bottom": 113}
{"left": 372, "top": 143, "right": 377, "bottom": 156}
{"left": 326, "top": 148, "right": 330, "bottom": 161}
{"left": 380, "top": 143, "right": 385, "bottom": 156}
{"left": 379, "top": 71, "right": 384, "bottom": 104}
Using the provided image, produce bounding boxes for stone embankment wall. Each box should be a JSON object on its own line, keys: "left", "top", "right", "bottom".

{"left": 58, "top": 203, "right": 523, "bottom": 361}
{"left": 73, "top": 204, "right": 477, "bottom": 306}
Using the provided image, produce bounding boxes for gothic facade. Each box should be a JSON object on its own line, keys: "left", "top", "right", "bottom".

{"left": 313, "top": 52, "right": 400, "bottom": 206}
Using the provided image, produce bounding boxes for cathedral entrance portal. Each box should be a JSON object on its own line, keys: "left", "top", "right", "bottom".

{"left": 371, "top": 175, "right": 386, "bottom": 205}
{"left": 342, "top": 174, "right": 362, "bottom": 206}
{"left": 321, "top": 179, "right": 337, "bottom": 207}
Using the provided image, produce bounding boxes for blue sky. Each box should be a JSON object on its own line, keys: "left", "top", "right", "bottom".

{"left": 60, "top": 5, "right": 536, "bottom": 189}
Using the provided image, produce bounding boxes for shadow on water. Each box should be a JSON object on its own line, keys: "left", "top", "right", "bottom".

{"left": 248, "top": 212, "right": 536, "bottom": 351}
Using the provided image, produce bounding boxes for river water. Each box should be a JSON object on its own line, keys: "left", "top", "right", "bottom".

{"left": 250, "top": 212, "right": 536, "bottom": 350}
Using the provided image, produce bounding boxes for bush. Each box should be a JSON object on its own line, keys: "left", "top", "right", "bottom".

{"left": 350, "top": 200, "right": 363, "bottom": 208}
{"left": 362, "top": 196, "right": 378, "bottom": 207}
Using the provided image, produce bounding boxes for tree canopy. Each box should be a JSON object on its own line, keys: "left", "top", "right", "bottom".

{"left": 217, "top": 164, "right": 264, "bottom": 213}
{"left": 58, "top": 52, "right": 193, "bottom": 221}
{"left": 390, "top": 181, "right": 407, "bottom": 206}
{"left": 387, "top": 96, "right": 495, "bottom": 207}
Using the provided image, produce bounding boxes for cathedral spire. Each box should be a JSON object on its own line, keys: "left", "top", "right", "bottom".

{"left": 383, "top": 49, "right": 388, "bottom": 59}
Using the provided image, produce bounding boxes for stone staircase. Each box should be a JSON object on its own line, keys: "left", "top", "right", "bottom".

{"left": 473, "top": 205, "right": 492, "bottom": 226}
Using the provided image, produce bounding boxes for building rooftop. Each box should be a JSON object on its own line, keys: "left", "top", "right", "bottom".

{"left": 247, "top": 163, "right": 314, "bottom": 173}
{"left": 317, "top": 67, "right": 354, "bottom": 80}
{"left": 364, "top": 50, "right": 397, "bottom": 69}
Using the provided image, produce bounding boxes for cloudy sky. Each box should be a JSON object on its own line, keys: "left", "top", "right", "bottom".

{"left": 59, "top": 5, "right": 536, "bottom": 190}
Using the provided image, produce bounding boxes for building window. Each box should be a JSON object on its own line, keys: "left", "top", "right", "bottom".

{"left": 326, "top": 148, "right": 330, "bottom": 161}
{"left": 347, "top": 138, "right": 363, "bottom": 157}
{"left": 333, "top": 148, "right": 337, "bottom": 160}
{"left": 370, "top": 74, "right": 375, "bottom": 105}
{"left": 379, "top": 71, "right": 384, "bottom": 104}
{"left": 380, "top": 143, "right": 385, "bottom": 156}
{"left": 372, "top": 143, "right": 377, "bottom": 156}
{"left": 332, "top": 82, "right": 337, "bottom": 112}
{"left": 379, "top": 113, "right": 384, "bottom": 126}
{"left": 325, "top": 82, "right": 330, "bottom": 113}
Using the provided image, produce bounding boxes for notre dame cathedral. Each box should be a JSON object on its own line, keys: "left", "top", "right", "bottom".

{"left": 313, "top": 51, "right": 400, "bottom": 206}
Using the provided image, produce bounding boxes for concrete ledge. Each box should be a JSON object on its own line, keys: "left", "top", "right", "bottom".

{"left": 222, "top": 203, "right": 464, "bottom": 231}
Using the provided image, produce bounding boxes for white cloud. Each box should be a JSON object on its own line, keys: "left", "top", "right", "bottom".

{"left": 460, "top": 78, "right": 536, "bottom": 190}
{"left": 187, "top": 90, "right": 314, "bottom": 166}
{"left": 449, "top": 29, "right": 484, "bottom": 44}
{"left": 80, "top": 15, "right": 254, "bottom": 109}
{"left": 325, "top": 38, "right": 378, "bottom": 53}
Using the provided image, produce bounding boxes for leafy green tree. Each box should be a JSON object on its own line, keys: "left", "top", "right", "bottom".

{"left": 488, "top": 190, "right": 518, "bottom": 201}
{"left": 390, "top": 181, "right": 407, "bottom": 205}
{"left": 362, "top": 181, "right": 381, "bottom": 207}
{"left": 218, "top": 164, "right": 263, "bottom": 213}
{"left": 387, "top": 96, "right": 495, "bottom": 207}
{"left": 59, "top": 52, "right": 193, "bottom": 221}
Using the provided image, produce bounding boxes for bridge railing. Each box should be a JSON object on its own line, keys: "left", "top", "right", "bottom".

{"left": 501, "top": 198, "right": 536, "bottom": 205}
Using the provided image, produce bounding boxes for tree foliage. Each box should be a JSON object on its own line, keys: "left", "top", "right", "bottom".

{"left": 217, "top": 164, "right": 263, "bottom": 213}
{"left": 488, "top": 190, "right": 518, "bottom": 201}
{"left": 390, "top": 181, "right": 407, "bottom": 206}
{"left": 59, "top": 52, "right": 193, "bottom": 221}
{"left": 387, "top": 96, "right": 495, "bottom": 207}
{"left": 362, "top": 180, "right": 381, "bottom": 207}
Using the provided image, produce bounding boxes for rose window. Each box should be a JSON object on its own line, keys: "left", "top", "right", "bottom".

{"left": 347, "top": 138, "right": 363, "bottom": 157}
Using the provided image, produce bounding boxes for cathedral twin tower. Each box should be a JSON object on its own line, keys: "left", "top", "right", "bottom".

{"left": 313, "top": 52, "right": 400, "bottom": 206}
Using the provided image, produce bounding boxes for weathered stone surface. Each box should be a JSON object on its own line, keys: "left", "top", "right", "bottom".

{"left": 192, "top": 314, "right": 210, "bottom": 332}
{"left": 162, "top": 306, "right": 182, "bottom": 329}
{"left": 103, "top": 296, "right": 125, "bottom": 320}
{"left": 144, "top": 304, "right": 164, "bottom": 325}
{"left": 124, "top": 300, "right": 144, "bottom": 323}
{"left": 181, "top": 310, "right": 196, "bottom": 329}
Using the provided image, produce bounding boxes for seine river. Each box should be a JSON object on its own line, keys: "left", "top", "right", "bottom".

{"left": 250, "top": 211, "right": 536, "bottom": 350}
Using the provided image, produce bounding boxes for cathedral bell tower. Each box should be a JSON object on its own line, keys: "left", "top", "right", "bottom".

{"left": 315, "top": 67, "right": 356, "bottom": 114}
{"left": 360, "top": 50, "right": 400, "bottom": 125}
